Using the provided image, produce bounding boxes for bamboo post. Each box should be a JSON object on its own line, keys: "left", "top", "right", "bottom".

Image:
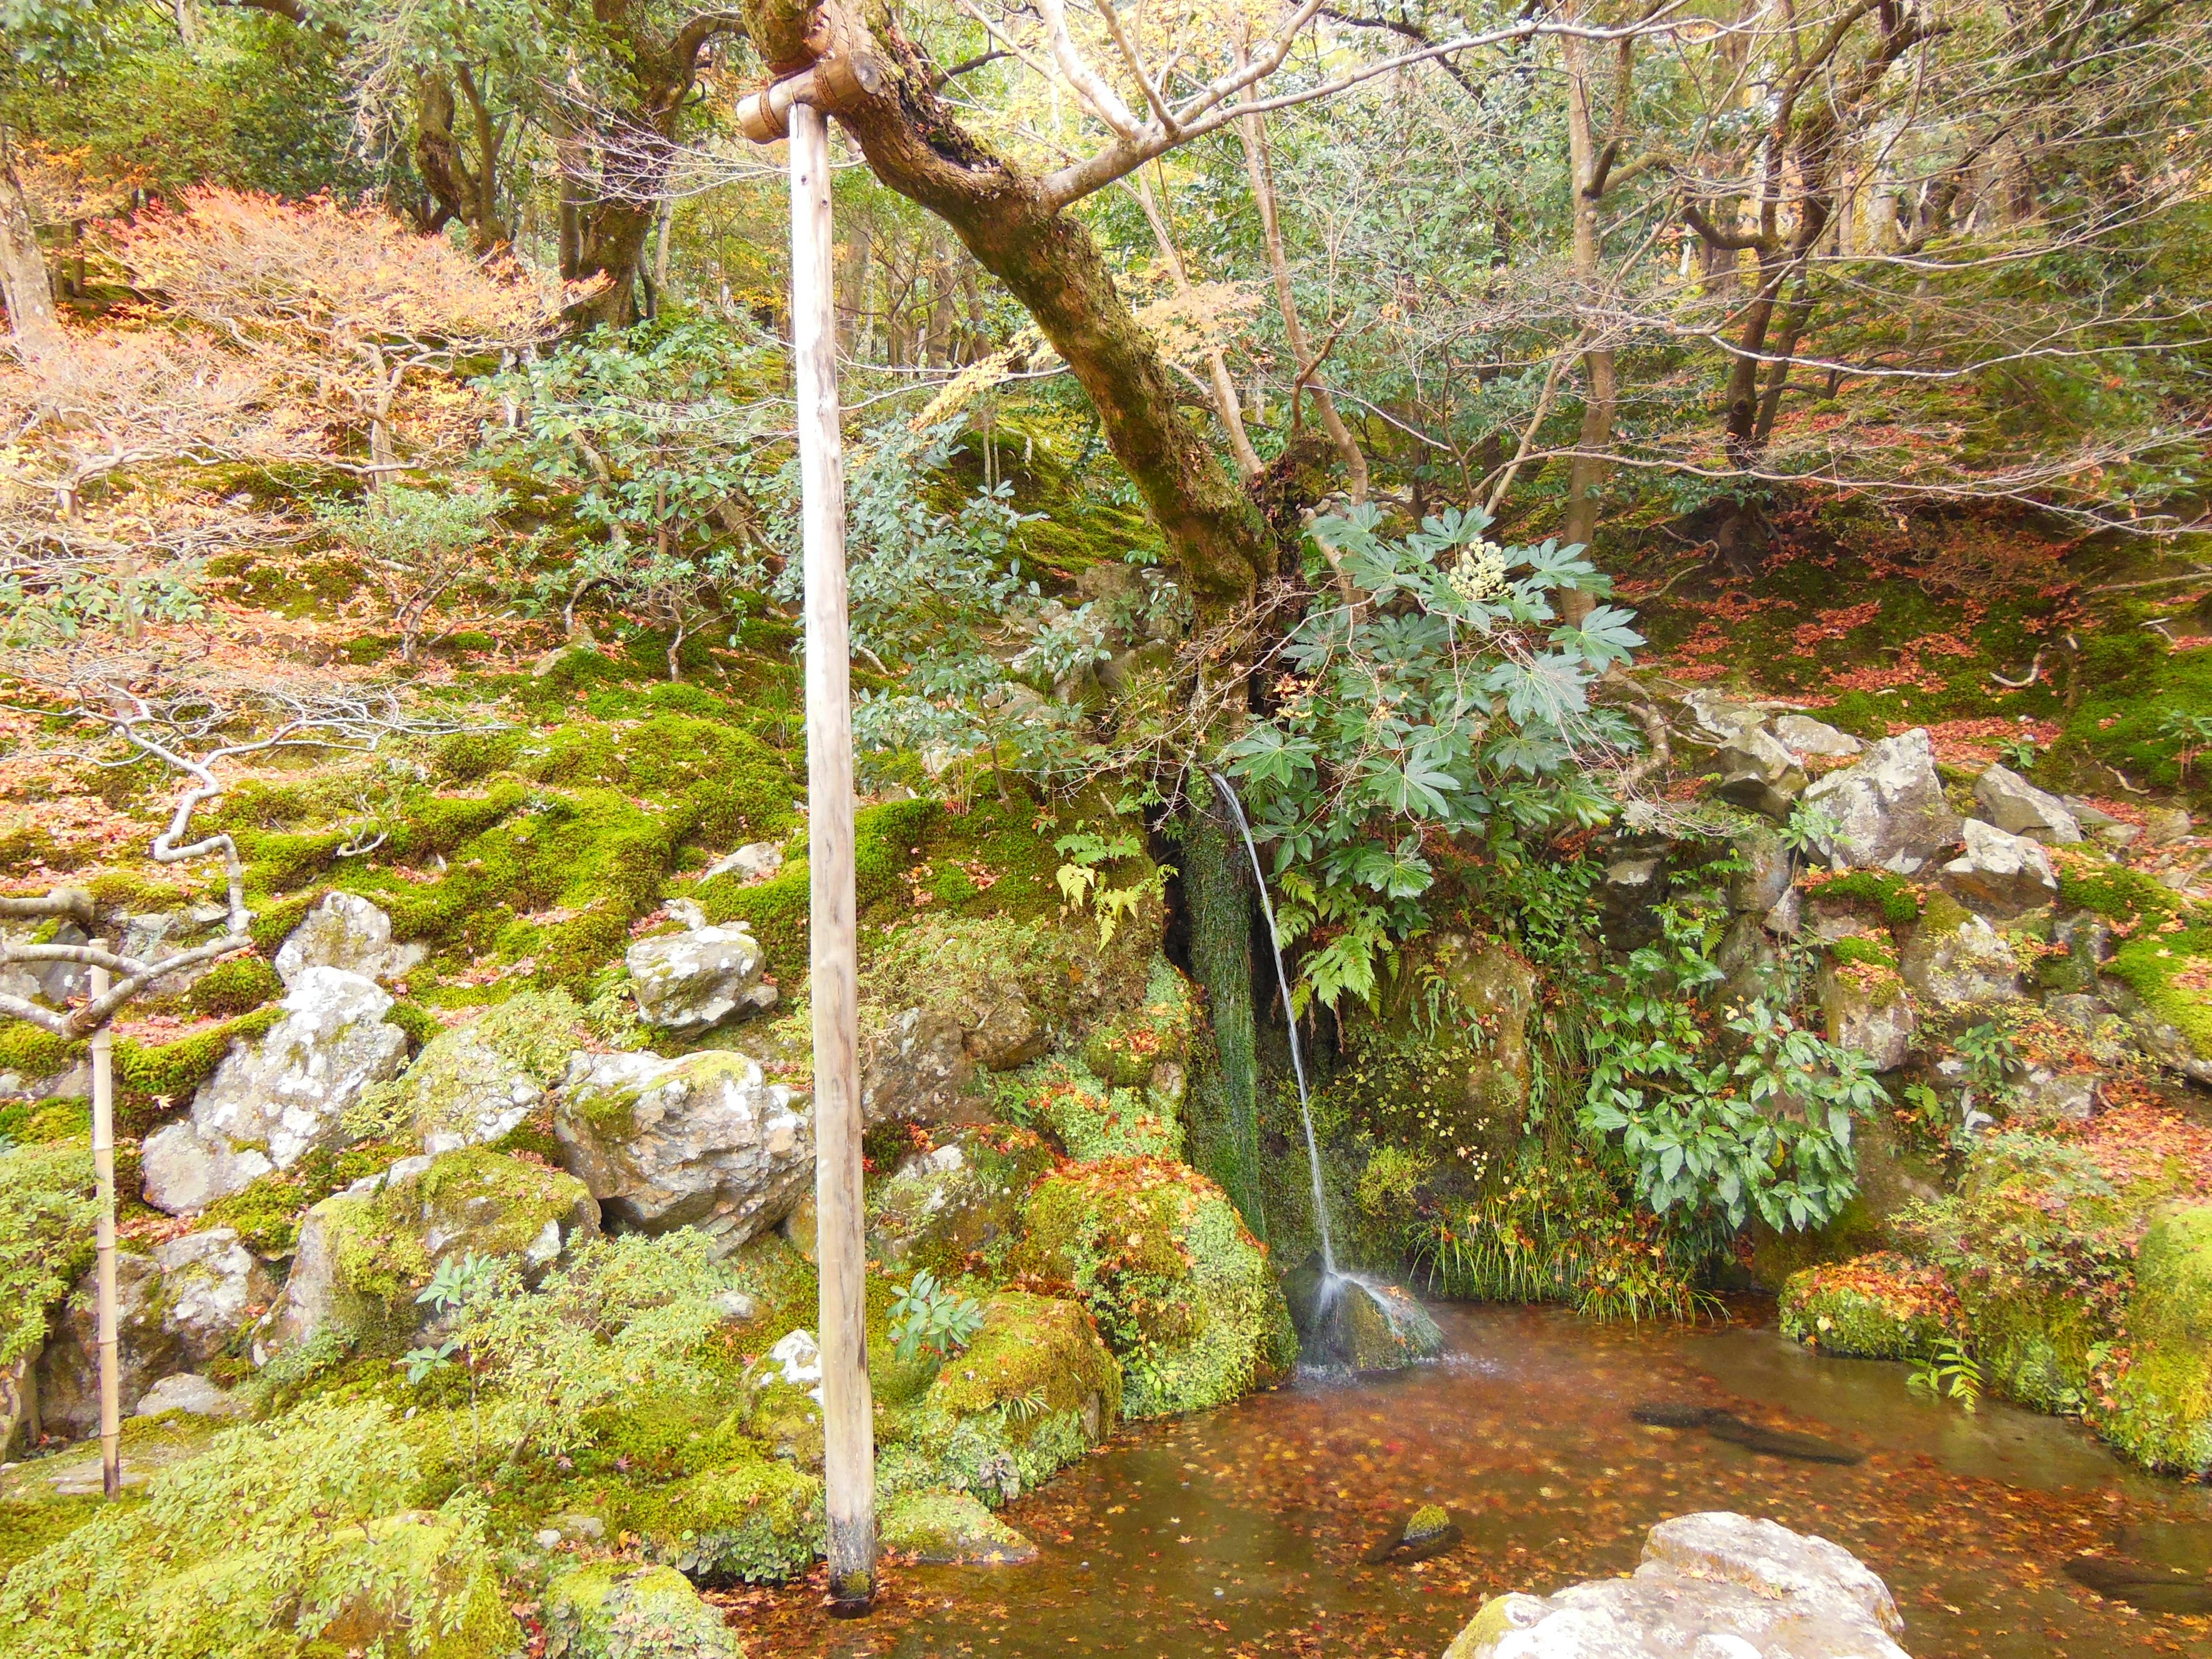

{"left": 88, "top": 957, "right": 120, "bottom": 1498}
{"left": 791, "top": 95, "right": 875, "bottom": 1613}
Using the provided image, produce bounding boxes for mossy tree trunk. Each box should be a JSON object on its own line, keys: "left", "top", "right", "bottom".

{"left": 1183, "top": 808, "right": 1266, "bottom": 1239}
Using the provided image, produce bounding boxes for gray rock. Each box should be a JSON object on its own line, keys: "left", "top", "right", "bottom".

{"left": 1728, "top": 826, "right": 1793, "bottom": 915}
{"left": 142, "top": 967, "right": 408, "bottom": 1214}
{"left": 1772, "top": 715, "right": 1864, "bottom": 759}
{"left": 407, "top": 1031, "right": 545, "bottom": 1154}
{"left": 2012, "top": 1066, "right": 2099, "bottom": 1123}
{"left": 36, "top": 1253, "right": 178, "bottom": 1439}
{"left": 0, "top": 1057, "right": 90, "bottom": 1101}
{"left": 273, "top": 892, "right": 426, "bottom": 986}
{"left": 1283, "top": 1263, "right": 1444, "bottom": 1372}
{"left": 135, "top": 1373, "right": 246, "bottom": 1419}
{"left": 861, "top": 1007, "right": 979, "bottom": 1125}
{"left": 2146, "top": 806, "right": 2193, "bottom": 847}
{"left": 1681, "top": 690, "right": 1767, "bottom": 744}
{"left": 0, "top": 919, "right": 88, "bottom": 1009}
{"left": 1715, "top": 726, "right": 1808, "bottom": 821}
{"left": 1974, "top": 766, "right": 2082, "bottom": 844}
{"left": 151, "top": 1226, "right": 274, "bottom": 1362}
{"left": 1802, "top": 729, "right": 1963, "bottom": 873}
{"left": 1764, "top": 888, "right": 1803, "bottom": 938}
{"left": 1941, "top": 819, "right": 2058, "bottom": 916}
{"left": 1717, "top": 914, "right": 1785, "bottom": 1010}
{"left": 703, "top": 841, "right": 786, "bottom": 884}
{"left": 556, "top": 1049, "right": 810, "bottom": 1252}
{"left": 1818, "top": 957, "right": 1916, "bottom": 1072}
{"left": 119, "top": 912, "right": 214, "bottom": 994}
{"left": 1901, "top": 914, "right": 2024, "bottom": 1012}
{"left": 1444, "top": 1511, "right": 1908, "bottom": 1659}
{"left": 1601, "top": 855, "right": 1667, "bottom": 950}
{"left": 964, "top": 994, "right": 1051, "bottom": 1071}
{"left": 626, "top": 922, "right": 770, "bottom": 1031}
{"left": 2099, "top": 976, "right": 2212, "bottom": 1085}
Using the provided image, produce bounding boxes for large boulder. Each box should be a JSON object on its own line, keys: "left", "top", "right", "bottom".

{"left": 35, "top": 1252, "right": 178, "bottom": 1438}
{"left": 1940, "top": 819, "right": 2057, "bottom": 916}
{"left": 1014, "top": 1158, "right": 1296, "bottom": 1418}
{"left": 555, "top": 1050, "right": 809, "bottom": 1252}
{"left": 1802, "top": 728, "right": 1963, "bottom": 874}
{"left": 1772, "top": 715, "right": 1863, "bottom": 760}
{"left": 860, "top": 1007, "right": 980, "bottom": 1126}
{"left": 152, "top": 1226, "right": 275, "bottom": 1363}
{"left": 270, "top": 1146, "right": 597, "bottom": 1350}
{"left": 1817, "top": 953, "right": 1916, "bottom": 1071}
{"left": 923, "top": 1290, "right": 1124, "bottom": 1493}
{"left": 274, "top": 892, "right": 426, "bottom": 986}
{"left": 141, "top": 967, "right": 408, "bottom": 1214}
{"left": 1899, "top": 902, "right": 2025, "bottom": 1013}
{"left": 1283, "top": 1262, "right": 1446, "bottom": 1372}
{"left": 880, "top": 1488, "right": 1037, "bottom": 1566}
{"left": 627, "top": 921, "right": 772, "bottom": 1032}
{"left": 1443, "top": 1512, "right": 1910, "bottom": 1659}
{"left": 359, "top": 990, "right": 582, "bottom": 1154}
{"left": 1972, "top": 764, "right": 2082, "bottom": 844}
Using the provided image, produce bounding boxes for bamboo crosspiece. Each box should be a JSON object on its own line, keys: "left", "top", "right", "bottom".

{"left": 89, "top": 959, "right": 120, "bottom": 1498}
{"left": 740, "top": 70, "right": 877, "bottom": 1613}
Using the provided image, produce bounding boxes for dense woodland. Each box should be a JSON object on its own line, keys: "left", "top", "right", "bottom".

{"left": 0, "top": 0, "right": 2210, "bottom": 1653}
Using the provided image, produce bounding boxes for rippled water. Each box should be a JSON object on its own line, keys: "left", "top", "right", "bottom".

{"left": 741, "top": 1301, "right": 2212, "bottom": 1659}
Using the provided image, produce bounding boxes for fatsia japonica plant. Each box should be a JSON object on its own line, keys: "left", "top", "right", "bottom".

{"left": 1219, "top": 504, "right": 1641, "bottom": 1009}
{"left": 1578, "top": 895, "right": 1889, "bottom": 1233}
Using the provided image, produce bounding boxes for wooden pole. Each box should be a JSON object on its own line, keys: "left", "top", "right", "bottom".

{"left": 88, "top": 957, "right": 120, "bottom": 1498}
{"left": 790, "top": 97, "right": 875, "bottom": 1613}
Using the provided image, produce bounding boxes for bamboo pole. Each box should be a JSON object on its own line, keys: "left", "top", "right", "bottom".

{"left": 789, "top": 97, "right": 876, "bottom": 1614}
{"left": 88, "top": 957, "right": 120, "bottom": 1498}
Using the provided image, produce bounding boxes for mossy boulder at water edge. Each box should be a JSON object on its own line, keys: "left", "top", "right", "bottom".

{"left": 1779, "top": 1253, "right": 1956, "bottom": 1361}
{"left": 541, "top": 1562, "right": 745, "bottom": 1659}
{"left": 2103, "top": 1204, "right": 2212, "bottom": 1476}
{"left": 880, "top": 1487, "right": 1038, "bottom": 1565}
{"left": 597, "top": 1452, "right": 825, "bottom": 1585}
{"left": 270, "top": 1146, "right": 598, "bottom": 1351}
{"left": 907, "top": 1290, "right": 1122, "bottom": 1495}
{"left": 1015, "top": 1158, "right": 1295, "bottom": 1416}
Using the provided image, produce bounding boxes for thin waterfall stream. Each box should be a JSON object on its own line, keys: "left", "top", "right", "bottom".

{"left": 1208, "top": 770, "right": 1335, "bottom": 1277}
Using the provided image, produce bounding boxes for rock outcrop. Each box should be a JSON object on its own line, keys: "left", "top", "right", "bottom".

{"left": 362, "top": 990, "right": 582, "bottom": 1154}
{"left": 141, "top": 966, "right": 408, "bottom": 1213}
{"left": 1442, "top": 1512, "right": 1911, "bottom": 1658}
{"left": 555, "top": 1050, "right": 810, "bottom": 1252}
{"left": 1802, "top": 729, "right": 1962, "bottom": 874}
{"left": 1972, "top": 764, "right": 2082, "bottom": 844}
{"left": 274, "top": 892, "right": 426, "bottom": 986}
{"left": 1940, "top": 819, "right": 2057, "bottom": 916}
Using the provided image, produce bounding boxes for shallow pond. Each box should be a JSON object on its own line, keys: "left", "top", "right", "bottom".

{"left": 738, "top": 1301, "right": 2212, "bottom": 1658}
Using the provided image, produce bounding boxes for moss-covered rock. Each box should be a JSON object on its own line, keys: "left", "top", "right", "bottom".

{"left": 350, "top": 990, "right": 583, "bottom": 1153}
{"left": 865, "top": 1125, "right": 1054, "bottom": 1278}
{"left": 541, "top": 1561, "right": 745, "bottom": 1659}
{"left": 2103, "top": 1203, "right": 2212, "bottom": 1476}
{"left": 1018, "top": 1062, "right": 1184, "bottom": 1161}
{"left": 604, "top": 1452, "right": 825, "bottom": 1585}
{"left": 271, "top": 1146, "right": 598, "bottom": 1351}
{"left": 1779, "top": 1253, "right": 1957, "bottom": 1359}
{"left": 879, "top": 1487, "right": 1037, "bottom": 1565}
{"left": 1016, "top": 1158, "right": 1295, "bottom": 1417}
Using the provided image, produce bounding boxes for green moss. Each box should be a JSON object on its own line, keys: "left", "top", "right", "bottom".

{"left": 866, "top": 1126, "right": 1055, "bottom": 1281}
{"left": 2059, "top": 859, "right": 2180, "bottom": 927}
{"left": 926, "top": 1289, "right": 1122, "bottom": 1427}
{"left": 0, "top": 1137, "right": 97, "bottom": 1366}
{"left": 2103, "top": 1204, "right": 2212, "bottom": 1476}
{"left": 351, "top": 991, "right": 581, "bottom": 1146}
{"left": 234, "top": 827, "right": 351, "bottom": 891}
{"left": 1012, "top": 1060, "right": 1183, "bottom": 1161}
{"left": 1181, "top": 808, "right": 1264, "bottom": 1236}
{"left": 0, "top": 1022, "right": 82, "bottom": 1081}
{"left": 1015, "top": 1158, "right": 1294, "bottom": 1418}
{"left": 248, "top": 892, "right": 320, "bottom": 956}
{"left": 1827, "top": 934, "right": 1900, "bottom": 972}
{"left": 0, "top": 1098, "right": 90, "bottom": 1145}
{"left": 878, "top": 1487, "right": 1033, "bottom": 1564}
{"left": 1814, "top": 871, "right": 1923, "bottom": 926}
{"left": 605, "top": 1452, "right": 824, "bottom": 1585}
{"left": 2108, "top": 928, "right": 2212, "bottom": 1058}
{"left": 198, "top": 1138, "right": 416, "bottom": 1257}
{"left": 112, "top": 1009, "right": 281, "bottom": 1111}
{"left": 384, "top": 782, "right": 528, "bottom": 860}
{"left": 539, "top": 1562, "right": 743, "bottom": 1659}
{"left": 703, "top": 798, "right": 942, "bottom": 980}
{"left": 0, "top": 1495, "right": 113, "bottom": 1575}
{"left": 2060, "top": 630, "right": 2212, "bottom": 802}
{"left": 383, "top": 998, "right": 444, "bottom": 1052}
{"left": 184, "top": 957, "right": 283, "bottom": 1019}
{"left": 434, "top": 730, "right": 522, "bottom": 782}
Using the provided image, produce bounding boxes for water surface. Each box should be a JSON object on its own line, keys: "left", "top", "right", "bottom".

{"left": 736, "top": 1301, "right": 2212, "bottom": 1658}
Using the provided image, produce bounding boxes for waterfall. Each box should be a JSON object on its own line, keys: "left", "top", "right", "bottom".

{"left": 1207, "top": 771, "right": 1336, "bottom": 1277}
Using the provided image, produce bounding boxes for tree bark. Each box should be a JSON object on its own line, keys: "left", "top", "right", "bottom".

{"left": 0, "top": 124, "right": 59, "bottom": 356}
{"left": 741, "top": 0, "right": 1274, "bottom": 615}
{"left": 1559, "top": 24, "right": 1613, "bottom": 622}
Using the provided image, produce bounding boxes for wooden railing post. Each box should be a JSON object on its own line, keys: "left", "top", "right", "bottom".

{"left": 89, "top": 957, "right": 120, "bottom": 1498}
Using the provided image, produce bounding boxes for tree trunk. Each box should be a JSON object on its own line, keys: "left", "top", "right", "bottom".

{"left": 1559, "top": 25, "right": 1612, "bottom": 623}
{"left": 0, "top": 125, "right": 59, "bottom": 356}
{"left": 1183, "top": 807, "right": 1267, "bottom": 1240}
{"left": 1236, "top": 89, "right": 1368, "bottom": 503}
{"left": 744, "top": 0, "right": 1272, "bottom": 615}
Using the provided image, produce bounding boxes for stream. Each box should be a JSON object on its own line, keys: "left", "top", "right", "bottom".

{"left": 745, "top": 1301, "right": 2212, "bottom": 1659}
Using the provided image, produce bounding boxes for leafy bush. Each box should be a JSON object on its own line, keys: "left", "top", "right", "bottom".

{"left": 887, "top": 1269, "right": 985, "bottom": 1363}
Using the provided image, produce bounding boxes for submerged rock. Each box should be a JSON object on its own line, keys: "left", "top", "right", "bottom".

{"left": 142, "top": 966, "right": 408, "bottom": 1213}
{"left": 556, "top": 1048, "right": 809, "bottom": 1253}
{"left": 541, "top": 1561, "right": 745, "bottom": 1658}
{"left": 1802, "top": 728, "right": 1963, "bottom": 874}
{"left": 1285, "top": 1259, "right": 1446, "bottom": 1373}
{"left": 2062, "top": 1555, "right": 2212, "bottom": 1616}
{"left": 274, "top": 892, "right": 426, "bottom": 986}
{"left": 1443, "top": 1511, "right": 1910, "bottom": 1658}
{"left": 1365, "top": 1503, "right": 1465, "bottom": 1566}
{"left": 880, "top": 1488, "right": 1039, "bottom": 1565}
{"left": 1628, "top": 1404, "right": 1862, "bottom": 1465}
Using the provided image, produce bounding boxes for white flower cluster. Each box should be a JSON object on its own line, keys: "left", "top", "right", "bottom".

{"left": 1447, "top": 539, "right": 1509, "bottom": 606}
